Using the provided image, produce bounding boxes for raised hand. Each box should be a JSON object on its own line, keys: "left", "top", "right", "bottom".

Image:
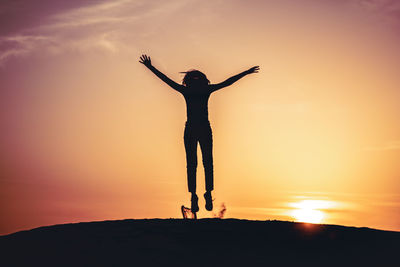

{"left": 246, "top": 66, "right": 260, "bottom": 74}
{"left": 139, "top": 54, "right": 152, "bottom": 67}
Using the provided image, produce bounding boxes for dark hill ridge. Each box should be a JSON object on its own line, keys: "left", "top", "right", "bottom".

{"left": 1, "top": 218, "right": 399, "bottom": 266}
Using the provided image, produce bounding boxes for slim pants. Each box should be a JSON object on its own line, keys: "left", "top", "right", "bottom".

{"left": 184, "top": 120, "right": 214, "bottom": 193}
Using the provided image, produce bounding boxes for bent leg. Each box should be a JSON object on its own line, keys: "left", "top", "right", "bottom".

{"left": 184, "top": 124, "right": 198, "bottom": 193}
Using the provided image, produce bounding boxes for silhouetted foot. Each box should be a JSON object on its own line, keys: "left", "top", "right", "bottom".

{"left": 204, "top": 191, "right": 213, "bottom": 211}
{"left": 191, "top": 194, "right": 199, "bottom": 212}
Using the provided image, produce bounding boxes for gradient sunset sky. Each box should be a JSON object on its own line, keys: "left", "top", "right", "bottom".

{"left": 1, "top": 0, "right": 400, "bottom": 235}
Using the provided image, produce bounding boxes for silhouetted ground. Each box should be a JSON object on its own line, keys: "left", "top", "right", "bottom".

{"left": 1, "top": 218, "right": 399, "bottom": 266}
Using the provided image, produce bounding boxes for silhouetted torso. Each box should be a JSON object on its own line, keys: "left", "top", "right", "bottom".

{"left": 180, "top": 86, "right": 212, "bottom": 122}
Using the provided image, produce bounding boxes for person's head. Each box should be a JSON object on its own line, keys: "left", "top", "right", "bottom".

{"left": 181, "top": 70, "right": 210, "bottom": 87}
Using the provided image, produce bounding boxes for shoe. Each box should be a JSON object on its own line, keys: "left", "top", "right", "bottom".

{"left": 204, "top": 191, "right": 213, "bottom": 211}
{"left": 191, "top": 194, "right": 199, "bottom": 212}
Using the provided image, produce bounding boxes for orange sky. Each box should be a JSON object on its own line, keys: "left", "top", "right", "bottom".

{"left": 1, "top": 0, "right": 400, "bottom": 235}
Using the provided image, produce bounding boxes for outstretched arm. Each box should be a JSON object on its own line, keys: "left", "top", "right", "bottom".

{"left": 210, "top": 66, "right": 259, "bottom": 92}
{"left": 139, "top": 54, "right": 183, "bottom": 92}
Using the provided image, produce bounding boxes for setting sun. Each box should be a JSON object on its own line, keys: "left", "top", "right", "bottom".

{"left": 292, "top": 208, "right": 324, "bottom": 224}
{"left": 289, "top": 199, "right": 336, "bottom": 224}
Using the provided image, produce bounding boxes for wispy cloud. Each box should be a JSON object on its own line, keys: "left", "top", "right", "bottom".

{"left": 0, "top": 35, "right": 52, "bottom": 65}
{"left": 349, "top": 0, "right": 400, "bottom": 28}
{"left": 2, "top": 0, "right": 399, "bottom": 66}
{"left": 0, "top": 0, "right": 194, "bottom": 65}
{"left": 46, "top": 0, "right": 135, "bottom": 29}
{"left": 364, "top": 140, "right": 400, "bottom": 151}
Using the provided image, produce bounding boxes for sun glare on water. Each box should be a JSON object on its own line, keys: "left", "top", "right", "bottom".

{"left": 289, "top": 199, "right": 335, "bottom": 224}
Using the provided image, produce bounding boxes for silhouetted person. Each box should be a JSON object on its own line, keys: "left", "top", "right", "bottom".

{"left": 140, "top": 54, "right": 259, "bottom": 212}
